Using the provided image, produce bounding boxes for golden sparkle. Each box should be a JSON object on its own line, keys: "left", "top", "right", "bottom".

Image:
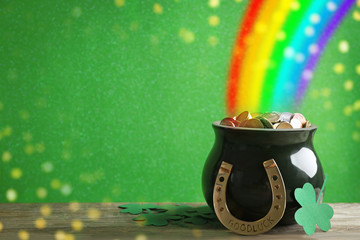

{"left": 153, "top": 3, "right": 163, "bottom": 14}
{"left": 192, "top": 229, "right": 203, "bottom": 238}
{"left": 114, "top": 0, "right": 125, "bottom": 7}
{"left": 55, "top": 231, "right": 66, "bottom": 240}
{"left": 276, "top": 31, "right": 286, "bottom": 41}
{"left": 11, "top": 168, "right": 22, "bottom": 179}
{"left": 135, "top": 234, "right": 148, "bottom": 240}
{"left": 208, "top": 36, "right": 219, "bottom": 46}
{"left": 6, "top": 188, "right": 17, "bottom": 202}
{"left": 179, "top": 28, "right": 195, "bottom": 43}
{"left": 333, "top": 63, "right": 345, "bottom": 74}
{"left": 290, "top": 1, "right": 300, "bottom": 11}
{"left": 37, "top": 187, "right": 48, "bottom": 199}
{"left": 2, "top": 151, "right": 12, "bottom": 162}
{"left": 51, "top": 179, "right": 62, "bottom": 189}
{"left": 87, "top": 208, "right": 101, "bottom": 220}
{"left": 353, "top": 10, "right": 360, "bottom": 21}
{"left": 18, "top": 230, "right": 29, "bottom": 240}
{"left": 321, "top": 88, "right": 331, "bottom": 97}
{"left": 338, "top": 40, "right": 349, "bottom": 53}
{"left": 3, "top": 126, "right": 12, "bottom": 136}
{"left": 72, "top": 219, "right": 84, "bottom": 231}
{"left": 353, "top": 131, "right": 360, "bottom": 141}
{"left": 344, "top": 80, "right": 354, "bottom": 91}
{"left": 208, "top": 15, "right": 220, "bottom": 27}
{"left": 353, "top": 99, "right": 360, "bottom": 111}
{"left": 344, "top": 105, "right": 353, "bottom": 116}
{"left": 69, "top": 202, "right": 81, "bottom": 212}
{"left": 35, "top": 218, "right": 47, "bottom": 229}
{"left": 41, "top": 205, "right": 52, "bottom": 216}
{"left": 55, "top": 231, "right": 75, "bottom": 240}
{"left": 208, "top": 0, "right": 220, "bottom": 8}
{"left": 356, "top": 64, "right": 360, "bottom": 75}
{"left": 65, "top": 234, "right": 75, "bottom": 240}
{"left": 24, "top": 144, "right": 35, "bottom": 155}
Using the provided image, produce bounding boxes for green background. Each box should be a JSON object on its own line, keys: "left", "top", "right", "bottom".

{"left": 0, "top": 0, "right": 359, "bottom": 203}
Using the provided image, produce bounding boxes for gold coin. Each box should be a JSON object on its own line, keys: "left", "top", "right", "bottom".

{"left": 262, "top": 112, "right": 280, "bottom": 123}
{"left": 290, "top": 118, "right": 302, "bottom": 129}
{"left": 305, "top": 121, "right": 312, "bottom": 128}
{"left": 258, "top": 117, "right": 273, "bottom": 128}
{"left": 276, "top": 122, "right": 293, "bottom": 129}
{"left": 293, "top": 113, "right": 306, "bottom": 126}
{"left": 242, "top": 118, "right": 264, "bottom": 128}
{"left": 236, "top": 111, "right": 252, "bottom": 122}
{"left": 238, "top": 120, "right": 247, "bottom": 127}
{"left": 220, "top": 118, "right": 236, "bottom": 127}
{"left": 250, "top": 112, "right": 261, "bottom": 118}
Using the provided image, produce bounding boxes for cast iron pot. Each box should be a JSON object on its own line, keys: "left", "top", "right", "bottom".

{"left": 202, "top": 121, "right": 324, "bottom": 230}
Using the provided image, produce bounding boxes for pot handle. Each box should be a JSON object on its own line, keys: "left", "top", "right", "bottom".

{"left": 213, "top": 159, "right": 286, "bottom": 235}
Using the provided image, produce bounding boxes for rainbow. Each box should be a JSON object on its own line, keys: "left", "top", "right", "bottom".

{"left": 227, "top": 0, "right": 356, "bottom": 115}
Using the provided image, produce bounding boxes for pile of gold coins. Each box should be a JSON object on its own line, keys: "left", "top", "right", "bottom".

{"left": 220, "top": 111, "right": 312, "bottom": 129}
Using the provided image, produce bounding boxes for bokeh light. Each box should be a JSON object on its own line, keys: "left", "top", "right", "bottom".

{"left": 6, "top": 189, "right": 17, "bottom": 202}
{"left": 71, "top": 219, "right": 83, "bottom": 232}
{"left": 87, "top": 208, "right": 101, "bottom": 220}
{"left": 35, "top": 218, "right": 47, "bottom": 229}
{"left": 18, "top": 230, "right": 29, "bottom": 240}
{"left": 40, "top": 205, "right": 52, "bottom": 216}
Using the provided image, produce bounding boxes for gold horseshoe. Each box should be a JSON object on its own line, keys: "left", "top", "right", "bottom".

{"left": 213, "top": 159, "right": 286, "bottom": 235}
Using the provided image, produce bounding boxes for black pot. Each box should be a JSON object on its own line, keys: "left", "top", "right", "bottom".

{"left": 202, "top": 121, "right": 324, "bottom": 225}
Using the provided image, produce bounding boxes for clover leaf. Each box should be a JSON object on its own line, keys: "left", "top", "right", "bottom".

{"left": 118, "top": 203, "right": 160, "bottom": 214}
{"left": 119, "top": 203, "right": 218, "bottom": 227}
{"left": 133, "top": 213, "right": 170, "bottom": 226}
{"left": 294, "top": 176, "right": 334, "bottom": 235}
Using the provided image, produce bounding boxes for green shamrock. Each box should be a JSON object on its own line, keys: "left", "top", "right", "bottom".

{"left": 294, "top": 177, "right": 334, "bottom": 235}
{"left": 133, "top": 212, "right": 181, "bottom": 226}
{"left": 118, "top": 203, "right": 160, "bottom": 214}
{"left": 119, "top": 203, "right": 219, "bottom": 226}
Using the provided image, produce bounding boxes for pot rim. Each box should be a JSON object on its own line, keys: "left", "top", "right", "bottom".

{"left": 213, "top": 120, "right": 317, "bottom": 132}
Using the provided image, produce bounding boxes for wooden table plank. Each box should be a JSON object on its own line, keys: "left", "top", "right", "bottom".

{"left": 0, "top": 203, "right": 359, "bottom": 239}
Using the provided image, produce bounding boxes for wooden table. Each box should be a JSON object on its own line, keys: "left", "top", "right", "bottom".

{"left": 0, "top": 203, "right": 359, "bottom": 239}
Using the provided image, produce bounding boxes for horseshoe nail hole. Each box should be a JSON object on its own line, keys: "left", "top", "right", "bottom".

{"left": 217, "top": 197, "right": 222, "bottom": 202}
{"left": 274, "top": 205, "right": 280, "bottom": 210}
{"left": 216, "top": 186, "right": 221, "bottom": 192}
{"left": 275, "top": 184, "right": 280, "bottom": 189}
{"left": 272, "top": 175, "right": 278, "bottom": 181}
{"left": 219, "top": 207, "right": 224, "bottom": 212}
{"left": 276, "top": 194, "right": 281, "bottom": 199}
{"left": 219, "top": 177, "right": 225, "bottom": 182}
